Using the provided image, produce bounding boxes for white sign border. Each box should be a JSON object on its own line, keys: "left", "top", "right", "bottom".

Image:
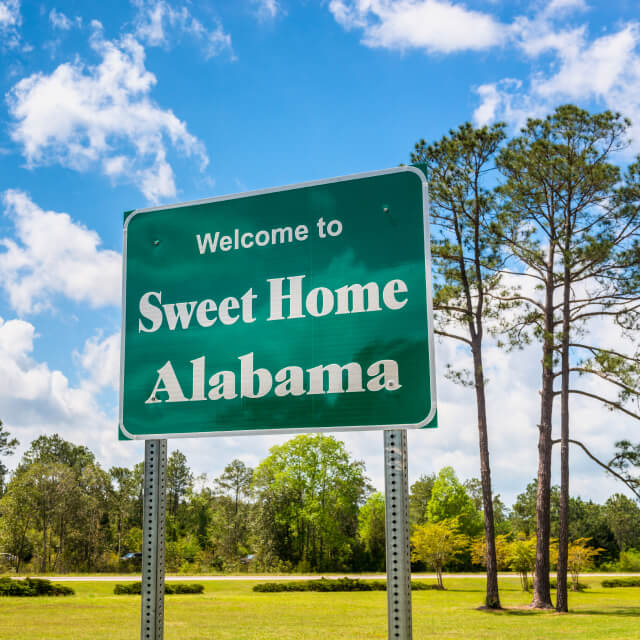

{"left": 119, "top": 166, "right": 437, "bottom": 440}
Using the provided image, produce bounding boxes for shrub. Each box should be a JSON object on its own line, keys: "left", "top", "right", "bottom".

{"left": 616, "top": 549, "right": 640, "bottom": 572}
{"left": 0, "top": 577, "right": 74, "bottom": 597}
{"left": 411, "top": 519, "right": 470, "bottom": 590}
{"left": 114, "top": 582, "right": 141, "bottom": 595}
{"left": 167, "top": 583, "right": 204, "bottom": 594}
{"left": 602, "top": 578, "right": 640, "bottom": 588}
{"left": 113, "top": 582, "right": 204, "bottom": 595}
{"left": 252, "top": 578, "right": 441, "bottom": 593}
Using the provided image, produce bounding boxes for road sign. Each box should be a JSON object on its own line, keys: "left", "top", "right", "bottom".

{"left": 119, "top": 166, "right": 436, "bottom": 439}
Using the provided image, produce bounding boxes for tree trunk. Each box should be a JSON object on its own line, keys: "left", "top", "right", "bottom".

{"left": 556, "top": 236, "right": 572, "bottom": 612}
{"left": 532, "top": 246, "right": 556, "bottom": 609}
{"left": 472, "top": 339, "right": 501, "bottom": 609}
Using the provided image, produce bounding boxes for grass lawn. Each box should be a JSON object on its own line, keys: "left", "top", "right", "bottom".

{"left": 0, "top": 577, "right": 639, "bottom": 639}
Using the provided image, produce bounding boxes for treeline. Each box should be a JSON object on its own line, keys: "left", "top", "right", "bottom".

{"left": 1, "top": 431, "right": 639, "bottom": 575}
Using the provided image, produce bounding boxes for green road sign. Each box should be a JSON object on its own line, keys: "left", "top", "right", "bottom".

{"left": 119, "top": 167, "right": 436, "bottom": 439}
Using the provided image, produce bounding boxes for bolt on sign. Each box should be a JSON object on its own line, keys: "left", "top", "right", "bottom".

{"left": 119, "top": 167, "right": 437, "bottom": 439}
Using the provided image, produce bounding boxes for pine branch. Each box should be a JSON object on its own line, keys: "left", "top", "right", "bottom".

{"left": 551, "top": 368, "right": 640, "bottom": 397}
{"left": 484, "top": 292, "right": 545, "bottom": 311}
{"left": 551, "top": 438, "right": 640, "bottom": 500}
{"left": 566, "top": 344, "right": 640, "bottom": 364}
{"left": 434, "top": 329, "right": 473, "bottom": 346}
{"left": 562, "top": 389, "right": 640, "bottom": 420}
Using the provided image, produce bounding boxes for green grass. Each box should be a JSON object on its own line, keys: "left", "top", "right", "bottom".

{"left": 0, "top": 577, "right": 639, "bottom": 639}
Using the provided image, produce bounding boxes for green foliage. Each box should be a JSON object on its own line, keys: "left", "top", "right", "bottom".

{"left": 169, "top": 583, "right": 205, "bottom": 594}
{"left": 0, "top": 420, "right": 18, "bottom": 495}
{"left": 507, "top": 534, "right": 559, "bottom": 592}
{"left": 567, "top": 538, "right": 603, "bottom": 591}
{"left": 602, "top": 577, "right": 640, "bottom": 588}
{"left": 506, "top": 535, "right": 536, "bottom": 592}
{"left": 2, "top": 427, "right": 640, "bottom": 578}
{"left": 411, "top": 518, "right": 470, "bottom": 588}
{"left": 492, "top": 494, "right": 510, "bottom": 535}
{"left": 356, "top": 492, "right": 385, "bottom": 571}
{"left": 0, "top": 577, "right": 74, "bottom": 596}
{"left": 609, "top": 441, "right": 640, "bottom": 496}
{"left": 166, "top": 533, "right": 201, "bottom": 572}
{"left": 20, "top": 434, "right": 94, "bottom": 476}
{"left": 604, "top": 494, "right": 640, "bottom": 551}
{"left": 167, "top": 450, "right": 193, "bottom": 518}
{"left": 252, "top": 578, "right": 440, "bottom": 592}
{"left": 252, "top": 434, "right": 368, "bottom": 572}
{"left": 409, "top": 474, "right": 435, "bottom": 527}
{"left": 568, "top": 498, "right": 618, "bottom": 564}
{"left": 109, "top": 466, "right": 139, "bottom": 559}
{"left": 207, "top": 460, "right": 254, "bottom": 569}
{"left": 113, "top": 582, "right": 145, "bottom": 594}
{"left": 215, "top": 459, "right": 253, "bottom": 505}
{"left": 471, "top": 534, "right": 511, "bottom": 570}
{"left": 614, "top": 548, "right": 640, "bottom": 572}
{"left": 411, "top": 121, "right": 507, "bottom": 339}
{"left": 113, "top": 582, "right": 204, "bottom": 595}
{"left": 510, "top": 480, "right": 561, "bottom": 538}
{"left": 427, "top": 467, "right": 481, "bottom": 537}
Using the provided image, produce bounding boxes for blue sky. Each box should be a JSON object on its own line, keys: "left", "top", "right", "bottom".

{"left": 1, "top": 0, "right": 639, "bottom": 504}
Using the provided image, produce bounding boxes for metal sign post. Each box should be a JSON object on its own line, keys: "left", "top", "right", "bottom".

{"left": 141, "top": 439, "right": 167, "bottom": 640}
{"left": 384, "top": 429, "right": 412, "bottom": 640}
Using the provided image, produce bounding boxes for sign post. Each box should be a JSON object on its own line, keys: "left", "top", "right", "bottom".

{"left": 141, "top": 439, "right": 167, "bottom": 640}
{"left": 120, "top": 167, "right": 436, "bottom": 640}
{"left": 384, "top": 429, "right": 412, "bottom": 640}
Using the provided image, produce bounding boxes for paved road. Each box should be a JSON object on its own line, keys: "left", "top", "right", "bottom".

{"left": 11, "top": 573, "right": 640, "bottom": 582}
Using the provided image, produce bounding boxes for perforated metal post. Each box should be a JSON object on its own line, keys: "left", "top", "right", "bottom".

{"left": 384, "top": 429, "right": 412, "bottom": 640}
{"left": 141, "top": 439, "right": 167, "bottom": 640}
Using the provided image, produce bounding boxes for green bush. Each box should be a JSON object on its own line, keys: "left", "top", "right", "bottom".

{"left": 167, "top": 583, "right": 204, "bottom": 594}
{"left": 114, "top": 582, "right": 141, "bottom": 595}
{"left": 0, "top": 577, "right": 74, "bottom": 597}
{"left": 114, "top": 582, "right": 204, "bottom": 595}
{"left": 602, "top": 578, "right": 640, "bottom": 588}
{"left": 616, "top": 549, "right": 640, "bottom": 572}
{"left": 252, "top": 578, "right": 441, "bottom": 593}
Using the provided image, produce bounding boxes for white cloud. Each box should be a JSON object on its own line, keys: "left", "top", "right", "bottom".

{"left": 545, "top": 0, "right": 587, "bottom": 15}
{"left": 0, "top": 316, "right": 140, "bottom": 470}
{"left": 0, "top": 190, "right": 121, "bottom": 315}
{"left": 252, "top": 0, "right": 280, "bottom": 20}
{"left": 533, "top": 25, "right": 638, "bottom": 100}
{"left": 132, "top": 0, "right": 233, "bottom": 59}
{"left": 0, "top": 0, "right": 20, "bottom": 47}
{"left": 328, "top": 0, "right": 507, "bottom": 54}
{"left": 74, "top": 331, "right": 120, "bottom": 391}
{"left": 6, "top": 25, "right": 209, "bottom": 203}
{"left": 474, "top": 10, "right": 640, "bottom": 152}
{"left": 48, "top": 8, "right": 76, "bottom": 31}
